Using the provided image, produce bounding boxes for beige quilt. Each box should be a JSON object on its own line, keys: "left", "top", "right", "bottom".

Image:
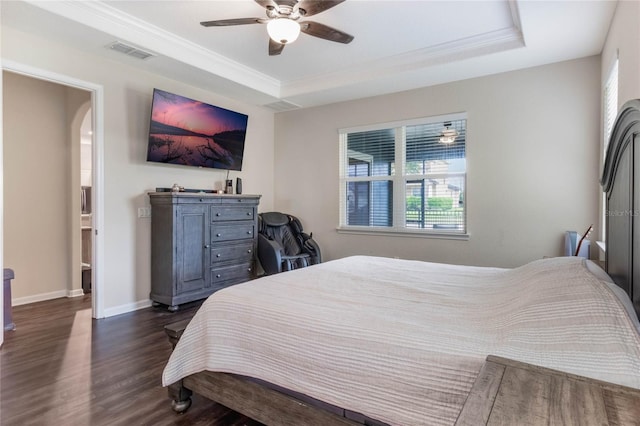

{"left": 163, "top": 256, "right": 640, "bottom": 425}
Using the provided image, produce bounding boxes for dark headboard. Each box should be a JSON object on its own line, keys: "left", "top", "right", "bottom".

{"left": 601, "top": 99, "right": 640, "bottom": 318}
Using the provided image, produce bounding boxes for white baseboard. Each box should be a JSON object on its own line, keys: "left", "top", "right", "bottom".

{"left": 12, "top": 292, "right": 153, "bottom": 318}
{"left": 67, "top": 289, "right": 85, "bottom": 298}
{"left": 13, "top": 289, "right": 86, "bottom": 306}
{"left": 12, "top": 290, "right": 68, "bottom": 306}
{"left": 103, "top": 299, "right": 153, "bottom": 318}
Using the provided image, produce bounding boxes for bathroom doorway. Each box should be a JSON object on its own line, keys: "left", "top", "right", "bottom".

{"left": 79, "top": 107, "right": 93, "bottom": 298}
{"left": 2, "top": 62, "right": 104, "bottom": 319}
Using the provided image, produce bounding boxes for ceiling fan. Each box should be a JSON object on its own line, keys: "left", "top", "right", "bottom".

{"left": 200, "top": 0, "right": 354, "bottom": 56}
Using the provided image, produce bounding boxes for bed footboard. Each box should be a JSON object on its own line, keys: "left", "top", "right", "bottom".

{"left": 164, "top": 319, "right": 193, "bottom": 413}
{"left": 163, "top": 319, "right": 363, "bottom": 425}
{"left": 182, "top": 371, "right": 361, "bottom": 426}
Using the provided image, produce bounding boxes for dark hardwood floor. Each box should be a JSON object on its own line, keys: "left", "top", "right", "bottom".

{"left": 1, "top": 295, "right": 263, "bottom": 426}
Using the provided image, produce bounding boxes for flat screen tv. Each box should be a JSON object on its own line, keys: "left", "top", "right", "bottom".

{"left": 146, "top": 88, "right": 248, "bottom": 171}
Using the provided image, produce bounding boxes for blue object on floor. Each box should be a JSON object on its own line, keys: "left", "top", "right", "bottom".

{"left": 3, "top": 268, "right": 15, "bottom": 331}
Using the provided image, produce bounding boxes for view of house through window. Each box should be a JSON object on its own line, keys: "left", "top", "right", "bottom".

{"left": 339, "top": 114, "right": 467, "bottom": 235}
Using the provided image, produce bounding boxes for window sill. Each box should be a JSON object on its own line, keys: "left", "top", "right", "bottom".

{"left": 336, "top": 227, "right": 470, "bottom": 240}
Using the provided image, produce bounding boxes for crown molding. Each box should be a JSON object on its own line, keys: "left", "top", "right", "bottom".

{"left": 24, "top": 0, "right": 281, "bottom": 98}
{"left": 281, "top": 25, "right": 524, "bottom": 98}
{"left": 282, "top": 0, "right": 523, "bottom": 99}
{"left": 23, "top": 0, "right": 524, "bottom": 104}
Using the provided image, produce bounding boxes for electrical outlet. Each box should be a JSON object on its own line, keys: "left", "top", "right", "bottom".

{"left": 138, "top": 207, "right": 151, "bottom": 218}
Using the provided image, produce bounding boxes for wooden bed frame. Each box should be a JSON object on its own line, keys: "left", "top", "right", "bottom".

{"left": 601, "top": 98, "right": 640, "bottom": 318}
{"left": 164, "top": 99, "right": 640, "bottom": 425}
{"left": 164, "top": 320, "right": 363, "bottom": 426}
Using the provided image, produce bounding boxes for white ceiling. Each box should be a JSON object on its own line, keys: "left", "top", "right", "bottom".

{"left": 2, "top": 0, "right": 617, "bottom": 110}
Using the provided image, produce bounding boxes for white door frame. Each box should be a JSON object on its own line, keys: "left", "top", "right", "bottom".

{"left": 2, "top": 60, "right": 105, "bottom": 319}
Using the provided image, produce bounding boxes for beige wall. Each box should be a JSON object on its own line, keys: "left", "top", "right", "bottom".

{"left": 1, "top": 26, "right": 276, "bottom": 315}
{"left": 602, "top": 0, "right": 640, "bottom": 108}
{"left": 274, "top": 56, "right": 601, "bottom": 268}
{"left": 1, "top": 2, "right": 4, "bottom": 347}
{"left": 3, "top": 71, "right": 89, "bottom": 301}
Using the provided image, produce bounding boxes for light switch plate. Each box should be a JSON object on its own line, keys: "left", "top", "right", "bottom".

{"left": 138, "top": 207, "right": 151, "bottom": 218}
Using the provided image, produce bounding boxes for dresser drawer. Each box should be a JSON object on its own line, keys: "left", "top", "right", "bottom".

{"left": 211, "top": 206, "right": 254, "bottom": 221}
{"left": 211, "top": 223, "right": 254, "bottom": 242}
{"left": 211, "top": 242, "right": 254, "bottom": 265}
{"left": 211, "top": 263, "right": 253, "bottom": 285}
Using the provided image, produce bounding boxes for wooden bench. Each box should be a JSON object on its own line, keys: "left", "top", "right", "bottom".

{"left": 456, "top": 355, "right": 640, "bottom": 425}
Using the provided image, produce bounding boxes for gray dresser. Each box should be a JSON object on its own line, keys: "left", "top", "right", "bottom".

{"left": 148, "top": 192, "right": 261, "bottom": 311}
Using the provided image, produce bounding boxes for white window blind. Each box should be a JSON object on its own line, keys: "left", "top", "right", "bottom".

{"left": 339, "top": 114, "right": 467, "bottom": 236}
{"left": 602, "top": 59, "right": 619, "bottom": 243}
{"left": 604, "top": 59, "right": 619, "bottom": 149}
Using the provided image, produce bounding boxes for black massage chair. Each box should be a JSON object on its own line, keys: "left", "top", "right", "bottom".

{"left": 257, "top": 212, "right": 322, "bottom": 275}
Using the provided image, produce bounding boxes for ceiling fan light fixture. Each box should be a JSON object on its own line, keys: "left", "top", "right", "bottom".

{"left": 267, "top": 18, "right": 300, "bottom": 44}
{"left": 439, "top": 124, "right": 459, "bottom": 144}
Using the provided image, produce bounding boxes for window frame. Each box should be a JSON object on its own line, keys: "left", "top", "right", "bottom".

{"left": 338, "top": 112, "right": 469, "bottom": 240}
{"left": 601, "top": 58, "right": 619, "bottom": 244}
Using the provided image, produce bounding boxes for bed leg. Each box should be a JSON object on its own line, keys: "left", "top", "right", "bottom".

{"left": 164, "top": 319, "right": 191, "bottom": 349}
{"left": 164, "top": 319, "right": 193, "bottom": 413}
{"left": 168, "top": 381, "right": 192, "bottom": 413}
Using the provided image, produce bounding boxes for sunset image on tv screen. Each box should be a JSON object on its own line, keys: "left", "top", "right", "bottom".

{"left": 146, "top": 89, "right": 248, "bottom": 171}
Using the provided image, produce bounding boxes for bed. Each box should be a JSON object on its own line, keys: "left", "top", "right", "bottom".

{"left": 162, "top": 100, "right": 640, "bottom": 425}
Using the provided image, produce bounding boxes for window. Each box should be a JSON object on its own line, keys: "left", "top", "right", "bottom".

{"left": 603, "top": 59, "right": 619, "bottom": 149}
{"left": 339, "top": 113, "right": 467, "bottom": 236}
{"left": 601, "top": 59, "right": 619, "bottom": 243}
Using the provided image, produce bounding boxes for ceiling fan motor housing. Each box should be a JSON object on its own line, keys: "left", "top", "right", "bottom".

{"left": 201, "top": 0, "right": 353, "bottom": 55}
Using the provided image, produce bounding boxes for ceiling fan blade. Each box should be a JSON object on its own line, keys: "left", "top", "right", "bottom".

{"left": 297, "top": 0, "right": 346, "bottom": 17}
{"left": 200, "top": 18, "right": 265, "bottom": 27}
{"left": 300, "top": 21, "right": 354, "bottom": 44}
{"left": 269, "top": 38, "right": 286, "bottom": 56}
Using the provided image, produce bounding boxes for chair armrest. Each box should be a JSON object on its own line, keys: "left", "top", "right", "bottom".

{"left": 302, "top": 237, "right": 321, "bottom": 264}
{"left": 258, "top": 234, "right": 284, "bottom": 275}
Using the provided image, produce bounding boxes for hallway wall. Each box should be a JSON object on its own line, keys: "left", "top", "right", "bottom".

{"left": 3, "top": 71, "right": 90, "bottom": 303}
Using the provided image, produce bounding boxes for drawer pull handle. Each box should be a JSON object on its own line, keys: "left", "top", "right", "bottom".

{"left": 217, "top": 233, "right": 222, "bottom": 237}
{"left": 216, "top": 274, "right": 221, "bottom": 278}
{"left": 247, "top": 231, "right": 252, "bottom": 235}
{"left": 204, "top": 244, "right": 210, "bottom": 249}
{"left": 216, "top": 254, "right": 221, "bottom": 258}
{"left": 246, "top": 212, "right": 251, "bottom": 216}
{"left": 199, "top": 198, "right": 203, "bottom": 202}
{"left": 247, "top": 268, "right": 252, "bottom": 272}
{"left": 247, "top": 249, "right": 252, "bottom": 253}
{"left": 216, "top": 212, "right": 221, "bottom": 216}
